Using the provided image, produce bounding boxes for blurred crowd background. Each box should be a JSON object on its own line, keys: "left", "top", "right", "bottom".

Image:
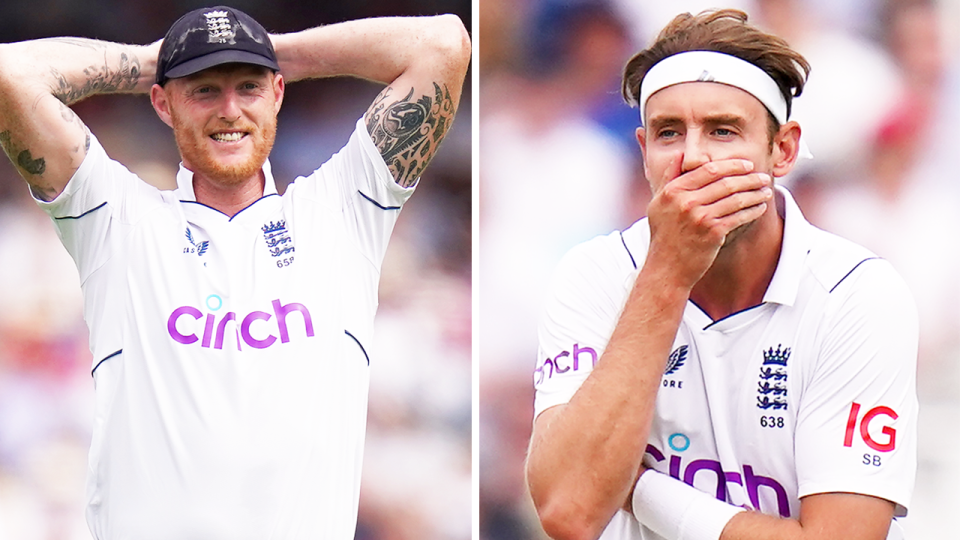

{"left": 0, "top": 1, "right": 471, "bottom": 539}
{"left": 479, "top": 0, "right": 960, "bottom": 538}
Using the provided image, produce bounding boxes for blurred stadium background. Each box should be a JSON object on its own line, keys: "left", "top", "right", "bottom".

{"left": 479, "top": 0, "right": 959, "bottom": 538}
{"left": 0, "top": 1, "right": 471, "bottom": 538}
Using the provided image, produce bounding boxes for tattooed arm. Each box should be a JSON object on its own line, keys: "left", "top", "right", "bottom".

{"left": 271, "top": 15, "right": 471, "bottom": 187}
{"left": 0, "top": 38, "right": 159, "bottom": 200}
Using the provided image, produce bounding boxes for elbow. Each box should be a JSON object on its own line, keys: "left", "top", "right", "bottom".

{"left": 427, "top": 14, "right": 472, "bottom": 74}
{"left": 536, "top": 499, "right": 608, "bottom": 540}
{"left": 526, "top": 450, "right": 611, "bottom": 540}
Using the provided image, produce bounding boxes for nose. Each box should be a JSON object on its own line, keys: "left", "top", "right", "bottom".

{"left": 218, "top": 90, "right": 242, "bottom": 123}
{"left": 681, "top": 129, "right": 710, "bottom": 174}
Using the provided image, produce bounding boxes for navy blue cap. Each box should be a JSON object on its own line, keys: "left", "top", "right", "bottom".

{"left": 156, "top": 6, "right": 279, "bottom": 86}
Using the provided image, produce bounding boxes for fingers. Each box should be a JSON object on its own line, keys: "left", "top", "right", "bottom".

{"left": 688, "top": 181, "right": 772, "bottom": 236}
{"left": 711, "top": 198, "right": 769, "bottom": 236}
{"left": 668, "top": 158, "right": 755, "bottom": 191}
{"left": 657, "top": 169, "right": 772, "bottom": 224}
{"left": 693, "top": 172, "right": 771, "bottom": 207}
{"left": 651, "top": 166, "right": 774, "bottom": 242}
{"left": 699, "top": 177, "right": 772, "bottom": 217}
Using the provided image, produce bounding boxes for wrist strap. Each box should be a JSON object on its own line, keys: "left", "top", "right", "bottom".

{"left": 632, "top": 469, "right": 746, "bottom": 540}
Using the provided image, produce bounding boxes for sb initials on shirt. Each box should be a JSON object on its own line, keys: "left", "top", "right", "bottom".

{"left": 843, "top": 402, "right": 898, "bottom": 466}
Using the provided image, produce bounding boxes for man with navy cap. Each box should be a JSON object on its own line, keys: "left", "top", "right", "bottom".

{"left": 0, "top": 5, "right": 469, "bottom": 539}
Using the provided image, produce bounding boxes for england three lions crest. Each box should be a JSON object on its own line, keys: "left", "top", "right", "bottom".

{"left": 262, "top": 220, "right": 296, "bottom": 258}
{"left": 757, "top": 344, "right": 789, "bottom": 410}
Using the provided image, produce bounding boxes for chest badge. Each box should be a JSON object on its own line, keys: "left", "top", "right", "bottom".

{"left": 263, "top": 220, "right": 296, "bottom": 267}
{"left": 757, "top": 345, "right": 789, "bottom": 410}
{"left": 184, "top": 227, "right": 209, "bottom": 256}
{"left": 662, "top": 344, "right": 688, "bottom": 389}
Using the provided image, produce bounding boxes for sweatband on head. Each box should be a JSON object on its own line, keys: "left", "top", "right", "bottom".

{"left": 639, "top": 50, "right": 789, "bottom": 126}
{"left": 632, "top": 469, "right": 746, "bottom": 540}
{"left": 637, "top": 50, "right": 812, "bottom": 160}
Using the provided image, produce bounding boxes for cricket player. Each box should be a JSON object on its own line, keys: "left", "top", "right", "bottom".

{"left": 0, "top": 5, "right": 469, "bottom": 539}
{"left": 527, "top": 10, "right": 917, "bottom": 540}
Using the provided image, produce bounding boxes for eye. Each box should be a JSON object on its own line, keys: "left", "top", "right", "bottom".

{"left": 657, "top": 129, "right": 680, "bottom": 140}
{"left": 713, "top": 127, "right": 736, "bottom": 137}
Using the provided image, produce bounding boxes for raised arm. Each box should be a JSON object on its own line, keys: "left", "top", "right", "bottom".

{"left": 270, "top": 14, "right": 471, "bottom": 187}
{"left": 527, "top": 157, "right": 772, "bottom": 540}
{"left": 0, "top": 38, "right": 159, "bottom": 200}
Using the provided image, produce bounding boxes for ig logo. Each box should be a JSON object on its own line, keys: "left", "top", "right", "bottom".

{"left": 843, "top": 402, "right": 898, "bottom": 467}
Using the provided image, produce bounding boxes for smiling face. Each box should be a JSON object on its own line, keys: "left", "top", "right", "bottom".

{"left": 151, "top": 63, "right": 284, "bottom": 187}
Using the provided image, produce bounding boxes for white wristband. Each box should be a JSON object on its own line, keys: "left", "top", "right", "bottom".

{"left": 632, "top": 469, "right": 746, "bottom": 540}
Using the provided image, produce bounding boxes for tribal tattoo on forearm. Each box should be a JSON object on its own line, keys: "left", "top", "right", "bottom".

{"left": 365, "top": 82, "right": 455, "bottom": 187}
{"left": 45, "top": 39, "right": 142, "bottom": 105}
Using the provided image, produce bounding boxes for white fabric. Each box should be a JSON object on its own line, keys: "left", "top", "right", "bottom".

{"left": 639, "top": 51, "right": 788, "bottom": 125}
{"left": 633, "top": 469, "right": 745, "bottom": 540}
{"left": 34, "top": 118, "right": 412, "bottom": 540}
{"left": 534, "top": 187, "right": 917, "bottom": 539}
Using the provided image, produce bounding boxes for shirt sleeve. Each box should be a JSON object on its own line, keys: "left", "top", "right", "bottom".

{"left": 794, "top": 260, "right": 918, "bottom": 516}
{"left": 533, "top": 237, "right": 632, "bottom": 419}
{"left": 294, "top": 118, "right": 414, "bottom": 271}
{"left": 32, "top": 134, "right": 161, "bottom": 283}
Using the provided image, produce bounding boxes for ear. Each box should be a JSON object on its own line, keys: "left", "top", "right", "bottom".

{"left": 771, "top": 120, "right": 801, "bottom": 178}
{"left": 150, "top": 84, "right": 174, "bottom": 128}
{"left": 272, "top": 73, "right": 285, "bottom": 114}
{"left": 636, "top": 126, "right": 650, "bottom": 180}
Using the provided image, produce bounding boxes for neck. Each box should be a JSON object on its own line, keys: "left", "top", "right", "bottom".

{"left": 190, "top": 169, "right": 266, "bottom": 217}
{"left": 689, "top": 192, "right": 785, "bottom": 321}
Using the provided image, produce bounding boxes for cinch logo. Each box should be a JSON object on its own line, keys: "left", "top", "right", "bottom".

{"left": 534, "top": 343, "right": 598, "bottom": 386}
{"left": 646, "top": 439, "right": 791, "bottom": 518}
{"left": 843, "top": 402, "right": 898, "bottom": 452}
{"left": 167, "top": 295, "right": 314, "bottom": 350}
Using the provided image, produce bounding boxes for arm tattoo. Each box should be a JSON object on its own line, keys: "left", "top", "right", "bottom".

{"left": 49, "top": 48, "right": 141, "bottom": 105}
{"left": 0, "top": 130, "right": 46, "bottom": 176}
{"left": 58, "top": 101, "right": 91, "bottom": 154}
{"left": 365, "top": 82, "right": 455, "bottom": 188}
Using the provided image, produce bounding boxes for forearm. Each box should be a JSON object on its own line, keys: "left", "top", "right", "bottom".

{"left": 0, "top": 38, "right": 157, "bottom": 197}
{"left": 528, "top": 262, "right": 691, "bottom": 540}
{"left": 631, "top": 471, "right": 894, "bottom": 540}
{"left": 0, "top": 38, "right": 157, "bottom": 104}
{"left": 271, "top": 14, "right": 469, "bottom": 90}
{"left": 720, "top": 495, "right": 893, "bottom": 540}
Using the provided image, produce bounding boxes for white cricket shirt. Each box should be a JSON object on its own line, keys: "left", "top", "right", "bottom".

{"left": 534, "top": 187, "right": 918, "bottom": 539}
{"left": 35, "top": 119, "right": 412, "bottom": 540}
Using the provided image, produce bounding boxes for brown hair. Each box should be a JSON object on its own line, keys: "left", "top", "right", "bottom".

{"left": 622, "top": 9, "right": 811, "bottom": 128}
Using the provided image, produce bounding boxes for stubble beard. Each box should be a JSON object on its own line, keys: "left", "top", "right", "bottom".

{"left": 171, "top": 110, "right": 277, "bottom": 187}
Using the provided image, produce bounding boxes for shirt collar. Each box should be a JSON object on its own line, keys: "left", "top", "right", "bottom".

{"left": 762, "top": 185, "right": 812, "bottom": 307}
{"left": 174, "top": 159, "right": 278, "bottom": 202}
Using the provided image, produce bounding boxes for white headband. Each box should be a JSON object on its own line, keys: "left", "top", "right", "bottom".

{"left": 638, "top": 50, "right": 811, "bottom": 159}
{"left": 639, "top": 50, "right": 789, "bottom": 125}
